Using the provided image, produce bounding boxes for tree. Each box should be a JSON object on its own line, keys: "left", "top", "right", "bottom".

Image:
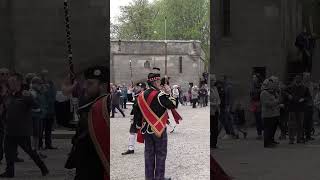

{"left": 115, "top": 0, "right": 157, "bottom": 39}
{"left": 113, "top": 0, "right": 210, "bottom": 71}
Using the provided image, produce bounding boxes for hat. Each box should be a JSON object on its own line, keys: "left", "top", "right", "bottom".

{"left": 84, "top": 66, "right": 108, "bottom": 83}
{"left": 147, "top": 67, "right": 161, "bottom": 82}
{"left": 137, "top": 82, "right": 146, "bottom": 89}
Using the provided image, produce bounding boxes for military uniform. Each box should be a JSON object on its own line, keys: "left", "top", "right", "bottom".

{"left": 65, "top": 66, "right": 110, "bottom": 180}
{"left": 122, "top": 82, "right": 146, "bottom": 155}
{"left": 133, "top": 70, "right": 176, "bottom": 180}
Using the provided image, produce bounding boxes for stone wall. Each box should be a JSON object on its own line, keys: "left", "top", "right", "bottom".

{"left": 111, "top": 40, "right": 204, "bottom": 91}
{"left": 0, "top": 0, "right": 107, "bottom": 87}
{"left": 212, "top": 0, "right": 311, "bottom": 104}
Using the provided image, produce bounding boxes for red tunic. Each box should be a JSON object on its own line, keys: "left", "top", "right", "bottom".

{"left": 88, "top": 95, "right": 110, "bottom": 180}
{"left": 211, "top": 156, "right": 232, "bottom": 180}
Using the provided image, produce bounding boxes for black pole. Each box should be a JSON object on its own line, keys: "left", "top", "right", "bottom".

{"left": 64, "top": 0, "right": 75, "bottom": 82}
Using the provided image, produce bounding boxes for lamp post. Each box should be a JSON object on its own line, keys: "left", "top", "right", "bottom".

{"left": 129, "top": 59, "right": 133, "bottom": 86}
{"left": 164, "top": 16, "right": 168, "bottom": 76}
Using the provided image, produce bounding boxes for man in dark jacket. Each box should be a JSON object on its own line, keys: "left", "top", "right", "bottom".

{"left": 133, "top": 68, "right": 176, "bottom": 180}
{"left": 286, "top": 75, "right": 311, "bottom": 144}
{"left": 0, "top": 73, "right": 49, "bottom": 178}
{"left": 122, "top": 82, "right": 147, "bottom": 155}
{"left": 40, "top": 69, "right": 57, "bottom": 150}
{"left": 64, "top": 66, "right": 110, "bottom": 180}
{"left": 111, "top": 87, "right": 125, "bottom": 118}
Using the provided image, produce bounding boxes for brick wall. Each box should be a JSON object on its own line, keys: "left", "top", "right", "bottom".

{"left": 111, "top": 40, "right": 204, "bottom": 91}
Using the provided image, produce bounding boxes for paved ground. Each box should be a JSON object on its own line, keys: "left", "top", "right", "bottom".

{"left": 0, "top": 139, "right": 74, "bottom": 180}
{"left": 110, "top": 105, "right": 210, "bottom": 180}
{"left": 214, "top": 127, "right": 320, "bottom": 180}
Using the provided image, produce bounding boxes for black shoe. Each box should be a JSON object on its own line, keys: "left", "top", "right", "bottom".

{"left": 121, "top": 150, "right": 134, "bottom": 155}
{"left": 15, "top": 157, "right": 24, "bottom": 163}
{"left": 289, "top": 140, "right": 295, "bottom": 144}
{"left": 164, "top": 178, "right": 172, "bottom": 180}
{"left": 45, "top": 146, "right": 58, "bottom": 150}
{"left": 0, "top": 171, "right": 14, "bottom": 178}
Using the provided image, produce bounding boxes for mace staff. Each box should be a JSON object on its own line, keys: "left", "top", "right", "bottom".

{"left": 64, "top": 0, "right": 75, "bottom": 82}
{"left": 63, "top": 0, "right": 79, "bottom": 125}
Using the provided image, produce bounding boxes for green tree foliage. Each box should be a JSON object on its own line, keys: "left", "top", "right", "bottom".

{"left": 112, "top": 0, "right": 210, "bottom": 70}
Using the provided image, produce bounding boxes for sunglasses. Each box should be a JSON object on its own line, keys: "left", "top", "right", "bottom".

{"left": 0, "top": 73, "right": 9, "bottom": 76}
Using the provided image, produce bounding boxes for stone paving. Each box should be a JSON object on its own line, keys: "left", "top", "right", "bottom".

{"left": 214, "top": 127, "right": 320, "bottom": 180}
{"left": 0, "top": 139, "right": 74, "bottom": 180}
{"left": 110, "top": 105, "right": 210, "bottom": 180}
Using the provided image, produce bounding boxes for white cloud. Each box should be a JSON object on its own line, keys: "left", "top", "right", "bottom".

{"left": 110, "top": 0, "right": 155, "bottom": 24}
{"left": 110, "top": 0, "right": 133, "bottom": 23}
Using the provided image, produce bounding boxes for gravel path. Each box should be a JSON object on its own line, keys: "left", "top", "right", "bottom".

{"left": 111, "top": 105, "right": 210, "bottom": 180}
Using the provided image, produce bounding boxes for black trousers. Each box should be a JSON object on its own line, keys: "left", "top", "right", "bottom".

{"left": 122, "top": 98, "right": 127, "bottom": 109}
{"left": 144, "top": 131, "right": 168, "bottom": 180}
{"left": 192, "top": 99, "right": 197, "bottom": 108}
{"left": 4, "top": 135, "right": 47, "bottom": 175}
{"left": 304, "top": 107, "right": 314, "bottom": 139}
{"left": 279, "top": 110, "right": 289, "bottom": 136}
{"left": 263, "top": 117, "right": 279, "bottom": 146}
{"left": 211, "top": 112, "right": 219, "bottom": 148}
{"left": 39, "top": 117, "right": 54, "bottom": 148}
{"left": 74, "top": 151, "right": 104, "bottom": 180}
{"left": 175, "top": 98, "right": 179, "bottom": 109}
{"left": 302, "top": 52, "right": 312, "bottom": 72}
{"left": 112, "top": 104, "right": 125, "bottom": 117}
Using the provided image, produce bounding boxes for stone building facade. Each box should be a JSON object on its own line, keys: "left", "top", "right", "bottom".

{"left": 212, "top": 0, "right": 320, "bottom": 104}
{"left": 0, "top": 0, "right": 107, "bottom": 86}
{"left": 111, "top": 40, "right": 205, "bottom": 90}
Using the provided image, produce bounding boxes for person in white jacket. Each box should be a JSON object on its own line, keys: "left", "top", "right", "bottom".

{"left": 172, "top": 85, "right": 180, "bottom": 109}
